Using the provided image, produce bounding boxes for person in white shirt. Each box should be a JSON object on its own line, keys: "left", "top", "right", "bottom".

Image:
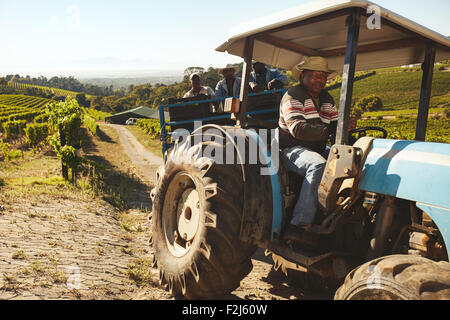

{"left": 183, "top": 73, "right": 215, "bottom": 98}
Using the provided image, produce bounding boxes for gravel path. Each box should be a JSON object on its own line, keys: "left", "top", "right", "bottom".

{"left": 107, "top": 124, "right": 162, "bottom": 186}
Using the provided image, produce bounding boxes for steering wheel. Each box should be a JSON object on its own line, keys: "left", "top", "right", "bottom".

{"left": 349, "top": 126, "right": 387, "bottom": 145}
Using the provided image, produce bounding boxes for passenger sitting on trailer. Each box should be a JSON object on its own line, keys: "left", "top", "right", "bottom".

{"left": 249, "top": 61, "right": 288, "bottom": 93}
{"left": 183, "top": 73, "right": 215, "bottom": 98}
{"left": 214, "top": 64, "right": 242, "bottom": 98}
{"left": 279, "top": 56, "right": 339, "bottom": 242}
{"left": 213, "top": 64, "right": 242, "bottom": 112}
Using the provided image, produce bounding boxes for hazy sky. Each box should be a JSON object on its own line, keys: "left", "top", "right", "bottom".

{"left": 1, "top": 0, "right": 449, "bottom": 77}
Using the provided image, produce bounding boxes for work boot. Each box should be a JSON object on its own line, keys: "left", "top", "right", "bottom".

{"left": 282, "top": 223, "right": 312, "bottom": 242}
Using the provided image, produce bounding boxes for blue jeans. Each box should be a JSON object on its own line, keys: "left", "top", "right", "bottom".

{"left": 281, "top": 146, "right": 329, "bottom": 225}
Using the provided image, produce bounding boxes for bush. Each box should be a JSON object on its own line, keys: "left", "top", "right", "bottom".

{"left": 445, "top": 108, "right": 450, "bottom": 119}
{"left": 83, "top": 114, "right": 98, "bottom": 135}
{"left": 34, "top": 114, "right": 49, "bottom": 123}
{"left": 350, "top": 105, "right": 364, "bottom": 119}
{"left": 24, "top": 123, "right": 49, "bottom": 151}
{"left": 46, "top": 99, "right": 82, "bottom": 148}
{"left": 0, "top": 111, "right": 41, "bottom": 126}
{"left": 0, "top": 141, "right": 21, "bottom": 161}
{"left": 137, "top": 119, "right": 161, "bottom": 138}
{"left": 59, "top": 145, "right": 78, "bottom": 167}
{"left": 376, "top": 115, "right": 383, "bottom": 120}
{"left": 355, "top": 94, "right": 383, "bottom": 112}
{"left": 2, "top": 120, "right": 27, "bottom": 139}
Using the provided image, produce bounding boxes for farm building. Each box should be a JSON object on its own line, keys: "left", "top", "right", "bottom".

{"left": 105, "top": 106, "right": 169, "bottom": 124}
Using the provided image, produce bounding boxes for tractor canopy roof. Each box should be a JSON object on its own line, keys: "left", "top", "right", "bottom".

{"left": 216, "top": 0, "right": 450, "bottom": 73}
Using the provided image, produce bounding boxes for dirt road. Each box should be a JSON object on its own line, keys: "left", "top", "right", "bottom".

{"left": 107, "top": 124, "right": 162, "bottom": 186}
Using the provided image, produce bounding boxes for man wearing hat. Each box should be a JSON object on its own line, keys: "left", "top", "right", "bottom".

{"left": 214, "top": 64, "right": 242, "bottom": 99}
{"left": 183, "top": 73, "right": 215, "bottom": 98}
{"left": 279, "top": 56, "right": 339, "bottom": 242}
{"left": 250, "top": 61, "right": 288, "bottom": 93}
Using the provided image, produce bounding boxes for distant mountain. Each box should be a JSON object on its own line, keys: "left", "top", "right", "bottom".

{"left": 78, "top": 75, "right": 184, "bottom": 89}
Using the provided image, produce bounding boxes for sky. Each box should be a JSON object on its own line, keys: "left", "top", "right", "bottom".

{"left": 0, "top": 0, "right": 449, "bottom": 78}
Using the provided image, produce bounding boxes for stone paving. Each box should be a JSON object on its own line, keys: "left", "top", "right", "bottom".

{"left": 0, "top": 190, "right": 171, "bottom": 300}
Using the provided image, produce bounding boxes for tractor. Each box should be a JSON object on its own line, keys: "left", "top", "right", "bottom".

{"left": 149, "top": 0, "right": 450, "bottom": 300}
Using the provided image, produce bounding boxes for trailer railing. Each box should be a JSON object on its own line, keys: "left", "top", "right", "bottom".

{"left": 158, "top": 88, "right": 285, "bottom": 156}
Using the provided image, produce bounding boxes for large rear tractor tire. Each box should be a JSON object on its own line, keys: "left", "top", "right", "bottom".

{"left": 335, "top": 254, "right": 450, "bottom": 300}
{"left": 151, "top": 134, "right": 255, "bottom": 299}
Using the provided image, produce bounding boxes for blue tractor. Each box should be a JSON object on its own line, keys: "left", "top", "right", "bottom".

{"left": 150, "top": 0, "right": 450, "bottom": 299}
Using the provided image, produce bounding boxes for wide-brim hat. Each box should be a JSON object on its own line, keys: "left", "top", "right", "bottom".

{"left": 189, "top": 73, "right": 201, "bottom": 80}
{"left": 218, "top": 64, "right": 239, "bottom": 76}
{"left": 291, "top": 56, "right": 336, "bottom": 80}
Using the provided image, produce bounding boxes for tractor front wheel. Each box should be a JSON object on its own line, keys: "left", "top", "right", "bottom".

{"left": 151, "top": 140, "right": 255, "bottom": 299}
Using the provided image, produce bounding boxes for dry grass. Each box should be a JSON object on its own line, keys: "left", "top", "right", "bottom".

{"left": 126, "top": 258, "right": 158, "bottom": 287}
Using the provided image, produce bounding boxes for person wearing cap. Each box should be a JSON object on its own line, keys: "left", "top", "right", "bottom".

{"left": 279, "top": 56, "right": 340, "bottom": 242}
{"left": 183, "top": 73, "right": 215, "bottom": 98}
{"left": 249, "top": 61, "right": 288, "bottom": 93}
{"left": 213, "top": 64, "right": 242, "bottom": 99}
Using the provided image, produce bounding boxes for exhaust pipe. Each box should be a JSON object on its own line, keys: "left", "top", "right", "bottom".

{"left": 367, "top": 196, "right": 396, "bottom": 261}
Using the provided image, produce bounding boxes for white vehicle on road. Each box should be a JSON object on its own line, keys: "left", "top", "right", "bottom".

{"left": 125, "top": 118, "right": 137, "bottom": 125}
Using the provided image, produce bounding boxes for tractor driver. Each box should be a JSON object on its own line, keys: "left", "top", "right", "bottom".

{"left": 279, "top": 56, "right": 340, "bottom": 242}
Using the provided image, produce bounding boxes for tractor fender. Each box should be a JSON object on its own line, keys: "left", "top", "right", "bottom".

{"left": 359, "top": 139, "right": 450, "bottom": 258}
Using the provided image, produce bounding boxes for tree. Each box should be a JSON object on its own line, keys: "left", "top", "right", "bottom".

{"left": 183, "top": 67, "right": 205, "bottom": 80}
{"left": 46, "top": 99, "right": 83, "bottom": 182}
{"left": 76, "top": 93, "right": 89, "bottom": 108}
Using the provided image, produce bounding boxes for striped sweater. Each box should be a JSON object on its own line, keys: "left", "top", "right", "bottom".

{"left": 279, "top": 84, "right": 338, "bottom": 153}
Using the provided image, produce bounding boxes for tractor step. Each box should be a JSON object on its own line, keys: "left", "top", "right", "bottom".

{"left": 267, "top": 241, "right": 348, "bottom": 275}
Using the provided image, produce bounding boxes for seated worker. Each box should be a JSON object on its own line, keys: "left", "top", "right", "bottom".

{"left": 214, "top": 64, "right": 242, "bottom": 98}
{"left": 249, "top": 61, "right": 288, "bottom": 93}
{"left": 213, "top": 64, "right": 242, "bottom": 112}
{"left": 183, "top": 73, "right": 215, "bottom": 98}
{"left": 279, "top": 56, "right": 339, "bottom": 242}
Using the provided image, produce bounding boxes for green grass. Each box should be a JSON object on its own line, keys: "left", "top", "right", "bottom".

{"left": 4, "top": 176, "right": 67, "bottom": 187}
{"left": 363, "top": 107, "right": 447, "bottom": 118}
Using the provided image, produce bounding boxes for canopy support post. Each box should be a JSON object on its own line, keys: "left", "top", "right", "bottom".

{"left": 336, "top": 8, "right": 361, "bottom": 145}
{"left": 237, "top": 36, "right": 254, "bottom": 127}
{"left": 415, "top": 45, "right": 436, "bottom": 141}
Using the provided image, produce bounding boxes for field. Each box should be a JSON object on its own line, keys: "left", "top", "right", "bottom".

{"left": 328, "top": 65, "right": 450, "bottom": 111}
{"left": 0, "top": 95, "right": 50, "bottom": 131}
{"left": 82, "top": 108, "right": 111, "bottom": 121}
{"left": 357, "top": 118, "right": 450, "bottom": 143}
{"left": 0, "top": 95, "right": 50, "bottom": 111}
{"left": 8, "top": 81, "right": 86, "bottom": 99}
